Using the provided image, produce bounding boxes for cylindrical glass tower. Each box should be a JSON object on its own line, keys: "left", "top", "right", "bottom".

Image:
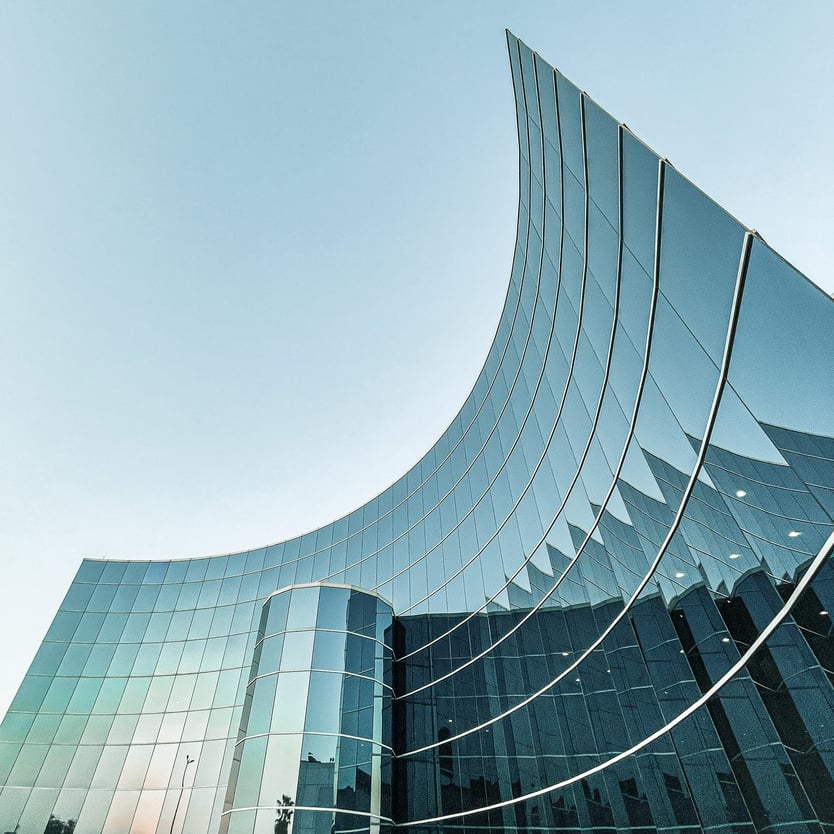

{"left": 220, "top": 583, "right": 394, "bottom": 834}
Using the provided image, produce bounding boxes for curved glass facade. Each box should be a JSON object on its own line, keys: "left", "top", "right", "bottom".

{"left": 222, "top": 584, "right": 394, "bottom": 834}
{"left": 2, "top": 32, "right": 833, "bottom": 834}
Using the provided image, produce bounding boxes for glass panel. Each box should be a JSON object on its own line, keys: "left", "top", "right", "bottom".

{"left": 287, "top": 587, "right": 319, "bottom": 631}
{"left": 311, "top": 630, "right": 347, "bottom": 672}
{"left": 279, "top": 631, "right": 314, "bottom": 671}
{"left": 730, "top": 239, "right": 834, "bottom": 436}
{"left": 271, "top": 672, "right": 311, "bottom": 734}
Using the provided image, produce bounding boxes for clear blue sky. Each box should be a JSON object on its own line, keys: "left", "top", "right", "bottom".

{"left": 1, "top": 1, "right": 832, "bottom": 717}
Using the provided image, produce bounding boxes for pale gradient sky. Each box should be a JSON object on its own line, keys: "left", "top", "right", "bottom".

{"left": 1, "top": 1, "right": 832, "bottom": 717}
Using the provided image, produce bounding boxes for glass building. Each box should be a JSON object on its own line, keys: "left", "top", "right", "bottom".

{"left": 2, "top": 32, "right": 833, "bottom": 834}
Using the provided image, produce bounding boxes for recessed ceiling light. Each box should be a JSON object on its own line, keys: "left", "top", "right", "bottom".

{"left": 561, "top": 651, "right": 569, "bottom": 656}
{"left": 821, "top": 611, "right": 829, "bottom": 616}
{"left": 729, "top": 553, "right": 740, "bottom": 559}
{"left": 721, "top": 637, "right": 730, "bottom": 643}
{"left": 675, "top": 571, "right": 685, "bottom": 578}
{"left": 735, "top": 489, "right": 747, "bottom": 498}
{"left": 788, "top": 531, "right": 801, "bottom": 538}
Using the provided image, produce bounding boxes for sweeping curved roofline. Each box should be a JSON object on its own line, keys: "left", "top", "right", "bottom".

{"left": 81, "top": 32, "right": 830, "bottom": 571}
{"left": 78, "top": 35, "right": 535, "bottom": 564}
